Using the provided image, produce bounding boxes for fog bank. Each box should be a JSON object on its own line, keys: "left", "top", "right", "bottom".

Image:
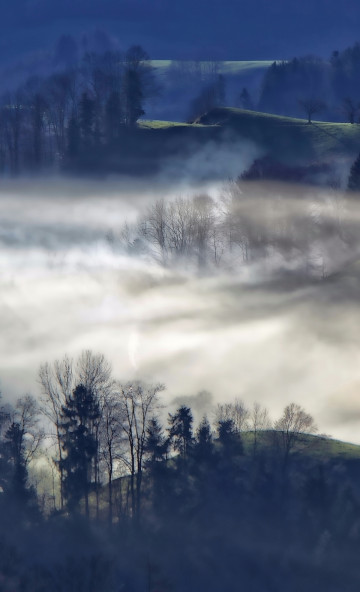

{"left": 1, "top": 178, "right": 360, "bottom": 443}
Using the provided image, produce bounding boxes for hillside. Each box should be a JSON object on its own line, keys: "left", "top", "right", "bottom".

{"left": 241, "top": 431, "right": 360, "bottom": 460}
{"left": 74, "top": 108, "right": 360, "bottom": 179}
{"left": 196, "top": 107, "right": 360, "bottom": 163}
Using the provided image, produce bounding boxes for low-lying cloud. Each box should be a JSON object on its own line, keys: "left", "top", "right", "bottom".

{"left": 1, "top": 177, "right": 360, "bottom": 443}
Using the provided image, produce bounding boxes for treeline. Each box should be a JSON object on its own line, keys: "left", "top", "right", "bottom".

{"left": 1, "top": 350, "right": 360, "bottom": 591}
{"left": 0, "top": 350, "right": 317, "bottom": 522}
{"left": 0, "top": 45, "right": 158, "bottom": 175}
{"left": 258, "top": 42, "right": 360, "bottom": 121}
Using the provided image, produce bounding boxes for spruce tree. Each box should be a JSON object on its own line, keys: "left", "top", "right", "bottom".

{"left": 145, "top": 417, "right": 168, "bottom": 465}
{"left": 168, "top": 406, "right": 194, "bottom": 459}
{"left": 59, "top": 384, "right": 100, "bottom": 517}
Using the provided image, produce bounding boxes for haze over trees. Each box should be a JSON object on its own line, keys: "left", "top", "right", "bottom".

{"left": 1, "top": 349, "right": 360, "bottom": 590}
{"left": 258, "top": 42, "right": 360, "bottom": 121}
{"left": 115, "top": 180, "right": 355, "bottom": 279}
{"left": 0, "top": 44, "right": 158, "bottom": 174}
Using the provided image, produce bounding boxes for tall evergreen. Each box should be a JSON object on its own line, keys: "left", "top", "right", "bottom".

{"left": 168, "top": 405, "right": 194, "bottom": 459}
{"left": 59, "top": 384, "right": 100, "bottom": 517}
{"left": 145, "top": 417, "right": 168, "bottom": 465}
{"left": 194, "top": 416, "right": 214, "bottom": 462}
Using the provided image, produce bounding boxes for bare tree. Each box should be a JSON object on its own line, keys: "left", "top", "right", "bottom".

{"left": 166, "top": 197, "right": 196, "bottom": 257}
{"left": 274, "top": 402, "right": 317, "bottom": 469}
{"left": 140, "top": 199, "right": 168, "bottom": 263}
{"left": 1, "top": 91, "right": 25, "bottom": 174}
{"left": 13, "top": 395, "right": 44, "bottom": 468}
{"left": 39, "top": 350, "right": 113, "bottom": 511}
{"left": 341, "top": 97, "right": 359, "bottom": 124}
{"left": 119, "top": 381, "right": 164, "bottom": 518}
{"left": 298, "top": 98, "right": 326, "bottom": 124}
{"left": 215, "top": 398, "right": 250, "bottom": 434}
{"left": 192, "top": 194, "right": 216, "bottom": 268}
{"left": 39, "top": 355, "right": 72, "bottom": 509}
{"left": 45, "top": 71, "right": 78, "bottom": 158}
{"left": 100, "top": 393, "right": 124, "bottom": 525}
{"left": 249, "top": 402, "right": 271, "bottom": 456}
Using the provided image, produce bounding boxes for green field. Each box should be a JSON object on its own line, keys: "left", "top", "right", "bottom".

{"left": 151, "top": 60, "right": 276, "bottom": 75}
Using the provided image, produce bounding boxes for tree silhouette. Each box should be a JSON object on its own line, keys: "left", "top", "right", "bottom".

{"left": 59, "top": 384, "right": 100, "bottom": 517}
{"left": 79, "top": 92, "right": 95, "bottom": 145}
{"left": 298, "top": 98, "right": 326, "bottom": 123}
{"left": 168, "top": 405, "right": 194, "bottom": 459}
{"left": 274, "top": 402, "right": 317, "bottom": 471}
{"left": 194, "top": 416, "right": 213, "bottom": 462}
{"left": 145, "top": 417, "right": 169, "bottom": 465}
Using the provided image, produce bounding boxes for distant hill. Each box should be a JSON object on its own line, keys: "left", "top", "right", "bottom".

{"left": 74, "top": 108, "right": 360, "bottom": 181}
{"left": 195, "top": 107, "right": 360, "bottom": 164}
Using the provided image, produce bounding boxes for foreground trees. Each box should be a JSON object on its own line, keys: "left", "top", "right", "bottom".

{"left": 39, "top": 351, "right": 113, "bottom": 511}
{"left": 59, "top": 384, "right": 100, "bottom": 517}
{"left": 3, "top": 360, "right": 360, "bottom": 592}
{"left": 38, "top": 351, "right": 323, "bottom": 522}
{"left": 274, "top": 402, "right": 318, "bottom": 470}
{"left": 120, "top": 381, "right": 164, "bottom": 517}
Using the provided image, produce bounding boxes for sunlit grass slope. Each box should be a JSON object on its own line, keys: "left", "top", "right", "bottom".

{"left": 139, "top": 107, "right": 360, "bottom": 164}
{"left": 151, "top": 60, "right": 275, "bottom": 75}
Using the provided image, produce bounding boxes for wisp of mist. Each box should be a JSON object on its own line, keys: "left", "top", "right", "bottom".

{"left": 1, "top": 176, "right": 360, "bottom": 443}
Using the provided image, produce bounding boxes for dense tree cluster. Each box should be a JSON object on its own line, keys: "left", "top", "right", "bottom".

{"left": 0, "top": 45, "right": 157, "bottom": 175}
{"left": 258, "top": 42, "right": 360, "bottom": 122}
{"left": 116, "top": 181, "right": 353, "bottom": 278}
{"left": 187, "top": 74, "right": 226, "bottom": 122}
{"left": 1, "top": 351, "right": 360, "bottom": 590}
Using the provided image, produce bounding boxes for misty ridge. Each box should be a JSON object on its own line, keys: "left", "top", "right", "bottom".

{"left": 4, "top": 36, "right": 360, "bottom": 180}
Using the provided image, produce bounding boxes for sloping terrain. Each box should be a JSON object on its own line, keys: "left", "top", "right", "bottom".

{"left": 197, "top": 107, "right": 360, "bottom": 163}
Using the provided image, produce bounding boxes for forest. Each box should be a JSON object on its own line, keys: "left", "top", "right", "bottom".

{"left": 4, "top": 39, "right": 360, "bottom": 178}
{"left": 2, "top": 8, "right": 360, "bottom": 591}
{"left": 1, "top": 349, "right": 360, "bottom": 592}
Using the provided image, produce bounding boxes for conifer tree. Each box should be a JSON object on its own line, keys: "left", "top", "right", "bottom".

{"left": 59, "top": 384, "right": 100, "bottom": 517}
{"left": 168, "top": 405, "right": 194, "bottom": 459}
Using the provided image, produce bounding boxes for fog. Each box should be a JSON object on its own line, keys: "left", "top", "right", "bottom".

{"left": 1, "top": 177, "right": 360, "bottom": 443}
